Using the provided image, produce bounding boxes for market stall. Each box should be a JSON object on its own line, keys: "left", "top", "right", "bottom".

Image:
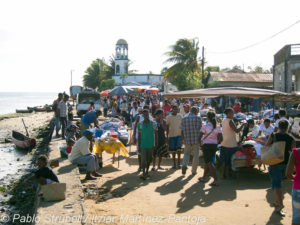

{"left": 164, "top": 87, "right": 300, "bottom": 172}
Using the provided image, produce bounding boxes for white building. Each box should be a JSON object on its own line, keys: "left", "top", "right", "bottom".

{"left": 112, "top": 39, "right": 164, "bottom": 86}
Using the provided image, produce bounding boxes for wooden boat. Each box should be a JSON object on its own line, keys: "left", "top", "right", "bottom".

{"left": 32, "top": 105, "right": 52, "bottom": 112}
{"left": 16, "top": 109, "right": 33, "bottom": 113}
{"left": 33, "top": 106, "right": 47, "bottom": 112}
{"left": 11, "top": 131, "right": 36, "bottom": 149}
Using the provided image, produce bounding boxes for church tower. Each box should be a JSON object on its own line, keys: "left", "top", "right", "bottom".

{"left": 115, "top": 39, "right": 128, "bottom": 75}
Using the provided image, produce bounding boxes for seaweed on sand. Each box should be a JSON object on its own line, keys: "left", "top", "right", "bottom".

{"left": 4, "top": 119, "right": 55, "bottom": 225}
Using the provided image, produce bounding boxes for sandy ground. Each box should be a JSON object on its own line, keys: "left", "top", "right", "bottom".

{"left": 82, "top": 146, "right": 293, "bottom": 225}
{"left": 0, "top": 112, "right": 53, "bottom": 139}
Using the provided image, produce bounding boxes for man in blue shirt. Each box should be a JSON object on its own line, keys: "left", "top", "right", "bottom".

{"left": 80, "top": 110, "right": 102, "bottom": 136}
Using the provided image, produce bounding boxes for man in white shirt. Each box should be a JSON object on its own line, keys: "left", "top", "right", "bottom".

{"left": 140, "top": 98, "right": 145, "bottom": 108}
{"left": 57, "top": 94, "right": 69, "bottom": 140}
{"left": 274, "top": 109, "right": 290, "bottom": 132}
{"left": 69, "top": 130, "right": 101, "bottom": 180}
{"left": 130, "top": 102, "right": 139, "bottom": 122}
{"left": 258, "top": 118, "right": 274, "bottom": 138}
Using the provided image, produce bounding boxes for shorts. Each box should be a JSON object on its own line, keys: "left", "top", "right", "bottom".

{"left": 141, "top": 148, "right": 153, "bottom": 168}
{"left": 220, "top": 146, "right": 238, "bottom": 166}
{"left": 169, "top": 136, "right": 181, "bottom": 152}
{"left": 202, "top": 144, "right": 218, "bottom": 163}
{"left": 292, "top": 189, "right": 300, "bottom": 224}
{"left": 268, "top": 163, "right": 286, "bottom": 189}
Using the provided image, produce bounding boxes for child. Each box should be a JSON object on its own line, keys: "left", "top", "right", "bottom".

{"left": 65, "top": 124, "right": 78, "bottom": 144}
{"left": 66, "top": 139, "right": 75, "bottom": 154}
{"left": 24, "top": 155, "right": 59, "bottom": 185}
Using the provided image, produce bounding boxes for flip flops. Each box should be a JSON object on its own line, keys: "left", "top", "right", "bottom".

{"left": 209, "top": 182, "right": 219, "bottom": 187}
{"left": 198, "top": 177, "right": 209, "bottom": 183}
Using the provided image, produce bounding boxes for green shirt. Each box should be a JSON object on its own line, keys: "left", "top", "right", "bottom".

{"left": 138, "top": 120, "right": 157, "bottom": 148}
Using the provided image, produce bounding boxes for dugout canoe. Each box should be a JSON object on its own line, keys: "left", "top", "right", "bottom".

{"left": 11, "top": 130, "right": 36, "bottom": 149}
{"left": 16, "top": 109, "right": 33, "bottom": 113}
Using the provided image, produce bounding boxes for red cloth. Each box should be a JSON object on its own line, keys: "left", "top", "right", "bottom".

{"left": 241, "top": 146, "right": 256, "bottom": 167}
{"left": 233, "top": 104, "right": 241, "bottom": 113}
{"left": 292, "top": 148, "right": 300, "bottom": 189}
{"left": 162, "top": 104, "right": 172, "bottom": 117}
{"left": 66, "top": 145, "right": 73, "bottom": 154}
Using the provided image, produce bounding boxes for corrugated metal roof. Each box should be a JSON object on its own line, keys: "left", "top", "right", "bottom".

{"left": 210, "top": 72, "right": 273, "bottom": 83}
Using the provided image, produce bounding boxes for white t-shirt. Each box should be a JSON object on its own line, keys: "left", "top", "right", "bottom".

{"left": 69, "top": 136, "right": 90, "bottom": 162}
{"left": 275, "top": 117, "right": 290, "bottom": 128}
{"left": 249, "top": 125, "right": 260, "bottom": 137}
{"left": 130, "top": 108, "right": 139, "bottom": 118}
{"left": 259, "top": 124, "right": 274, "bottom": 137}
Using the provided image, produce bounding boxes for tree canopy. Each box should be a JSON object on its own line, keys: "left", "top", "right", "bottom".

{"left": 83, "top": 58, "right": 115, "bottom": 90}
{"left": 164, "top": 38, "right": 204, "bottom": 90}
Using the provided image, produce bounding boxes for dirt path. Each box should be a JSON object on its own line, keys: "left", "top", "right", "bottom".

{"left": 83, "top": 147, "right": 293, "bottom": 225}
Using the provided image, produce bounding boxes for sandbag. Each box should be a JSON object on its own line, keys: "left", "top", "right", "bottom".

{"left": 41, "top": 183, "right": 66, "bottom": 201}
{"left": 260, "top": 141, "right": 285, "bottom": 165}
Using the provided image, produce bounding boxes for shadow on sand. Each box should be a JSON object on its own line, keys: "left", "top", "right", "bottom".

{"left": 155, "top": 166, "right": 280, "bottom": 214}
{"left": 99, "top": 167, "right": 176, "bottom": 202}
{"left": 265, "top": 181, "right": 292, "bottom": 225}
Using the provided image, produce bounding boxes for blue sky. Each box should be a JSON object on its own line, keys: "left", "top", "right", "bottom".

{"left": 0, "top": 0, "right": 299, "bottom": 92}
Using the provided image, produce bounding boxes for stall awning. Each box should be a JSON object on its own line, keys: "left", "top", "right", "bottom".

{"left": 164, "top": 87, "right": 299, "bottom": 102}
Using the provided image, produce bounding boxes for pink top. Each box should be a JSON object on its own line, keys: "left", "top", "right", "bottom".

{"left": 201, "top": 122, "right": 222, "bottom": 145}
{"left": 292, "top": 148, "right": 300, "bottom": 190}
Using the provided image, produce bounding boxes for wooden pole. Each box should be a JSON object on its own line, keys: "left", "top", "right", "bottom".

{"left": 22, "top": 119, "right": 30, "bottom": 137}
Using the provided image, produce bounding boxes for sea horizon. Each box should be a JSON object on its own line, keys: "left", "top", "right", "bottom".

{"left": 0, "top": 92, "right": 58, "bottom": 115}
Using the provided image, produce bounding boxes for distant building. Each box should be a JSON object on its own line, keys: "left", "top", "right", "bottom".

{"left": 273, "top": 44, "right": 300, "bottom": 93}
{"left": 112, "top": 39, "right": 163, "bottom": 86}
{"left": 209, "top": 72, "right": 273, "bottom": 89}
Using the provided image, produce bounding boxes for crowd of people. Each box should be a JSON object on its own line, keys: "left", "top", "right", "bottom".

{"left": 25, "top": 92, "right": 300, "bottom": 224}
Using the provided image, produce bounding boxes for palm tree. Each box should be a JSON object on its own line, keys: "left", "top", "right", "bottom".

{"left": 164, "top": 38, "right": 201, "bottom": 80}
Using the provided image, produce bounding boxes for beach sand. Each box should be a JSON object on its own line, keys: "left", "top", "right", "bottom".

{"left": 0, "top": 112, "right": 53, "bottom": 139}
{"left": 83, "top": 149, "right": 293, "bottom": 225}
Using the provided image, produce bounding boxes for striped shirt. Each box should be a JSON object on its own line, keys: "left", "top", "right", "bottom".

{"left": 58, "top": 100, "right": 68, "bottom": 118}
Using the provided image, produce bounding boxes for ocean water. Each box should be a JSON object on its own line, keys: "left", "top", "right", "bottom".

{"left": 0, "top": 92, "right": 57, "bottom": 115}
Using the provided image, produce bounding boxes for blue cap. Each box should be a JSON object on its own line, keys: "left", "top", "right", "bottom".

{"left": 83, "top": 129, "right": 93, "bottom": 137}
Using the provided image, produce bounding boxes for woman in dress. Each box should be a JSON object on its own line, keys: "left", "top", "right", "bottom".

{"left": 152, "top": 109, "right": 169, "bottom": 171}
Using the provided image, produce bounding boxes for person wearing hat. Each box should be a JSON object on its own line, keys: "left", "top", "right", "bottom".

{"left": 65, "top": 124, "right": 79, "bottom": 144}
{"left": 69, "top": 129, "right": 102, "bottom": 180}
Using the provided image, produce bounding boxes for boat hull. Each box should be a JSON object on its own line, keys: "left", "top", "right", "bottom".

{"left": 11, "top": 131, "right": 36, "bottom": 149}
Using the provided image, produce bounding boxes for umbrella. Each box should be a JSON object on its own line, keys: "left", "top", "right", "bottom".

{"left": 109, "top": 86, "right": 134, "bottom": 96}
{"left": 100, "top": 89, "right": 110, "bottom": 96}
{"left": 146, "top": 88, "right": 159, "bottom": 93}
